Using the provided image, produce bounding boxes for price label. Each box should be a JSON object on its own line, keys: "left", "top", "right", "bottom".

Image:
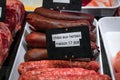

{"left": 52, "top": 32, "right": 82, "bottom": 47}
{"left": 53, "top": 0, "right": 70, "bottom": 3}
{"left": 0, "top": 0, "right": 6, "bottom": 21}
{"left": 43, "top": 0, "right": 82, "bottom": 11}
{"left": 46, "top": 26, "right": 92, "bottom": 60}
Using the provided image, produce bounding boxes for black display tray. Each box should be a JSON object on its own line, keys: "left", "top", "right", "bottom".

{"left": 0, "top": 25, "right": 25, "bottom": 80}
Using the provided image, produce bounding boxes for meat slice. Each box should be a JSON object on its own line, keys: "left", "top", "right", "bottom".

{"left": 5, "top": 0, "right": 25, "bottom": 36}
{"left": 0, "top": 22, "right": 13, "bottom": 67}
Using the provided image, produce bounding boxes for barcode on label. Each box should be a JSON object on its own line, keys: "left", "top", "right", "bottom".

{"left": 53, "top": 0, "right": 70, "bottom": 3}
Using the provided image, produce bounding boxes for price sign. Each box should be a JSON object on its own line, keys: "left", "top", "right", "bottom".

{"left": 0, "top": 0, "right": 6, "bottom": 21}
{"left": 43, "top": 0, "right": 82, "bottom": 11}
{"left": 46, "top": 26, "right": 92, "bottom": 60}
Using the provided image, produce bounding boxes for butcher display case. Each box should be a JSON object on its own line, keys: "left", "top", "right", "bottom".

{"left": 9, "top": 19, "right": 106, "bottom": 80}
{"left": 0, "top": 0, "right": 120, "bottom": 80}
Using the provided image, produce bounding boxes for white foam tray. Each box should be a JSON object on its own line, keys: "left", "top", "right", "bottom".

{"left": 98, "top": 17, "right": 120, "bottom": 80}
{"left": 8, "top": 19, "right": 103, "bottom": 80}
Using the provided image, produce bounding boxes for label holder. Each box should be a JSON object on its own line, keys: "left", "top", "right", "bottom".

{"left": 43, "top": 0, "right": 82, "bottom": 11}
{"left": 0, "top": 0, "right": 6, "bottom": 21}
{"left": 46, "top": 26, "right": 92, "bottom": 60}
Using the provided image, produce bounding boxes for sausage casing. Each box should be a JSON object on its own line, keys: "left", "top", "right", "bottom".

{"left": 34, "top": 7, "right": 94, "bottom": 23}
{"left": 26, "top": 13, "right": 92, "bottom": 31}
{"left": 26, "top": 31, "right": 97, "bottom": 49}
{"left": 25, "top": 32, "right": 46, "bottom": 48}
{"left": 19, "top": 68, "right": 110, "bottom": 80}
{"left": 18, "top": 60, "right": 99, "bottom": 74}
{"left": 24, "top": 48, "right": 48, "bottom": 61}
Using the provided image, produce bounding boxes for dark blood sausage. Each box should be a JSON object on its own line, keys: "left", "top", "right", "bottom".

{"left": 25, "top": 32, "right": 46, "bottom": 48}
{"left": 34, "top": 7, "right": 94, "bottom": 23}
{"left": 19, "top": 68, "right": 111, "bottom": 80}
{"left": 25, "top": 31, "right": 97, "bottom": 49}
{"left": 18, "top": 60, "right": 99, "bottom": 74}
{"left": 26, "top": 13, "right": 93, "bottom": 31}
{"left": 24, "top": 48, "right": 48, "bottom": 61}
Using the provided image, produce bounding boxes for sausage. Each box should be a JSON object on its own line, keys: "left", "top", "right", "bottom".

{"left": 26, "top": 31, "right": 97, "bottom": 48}
{"left": 19, "top": 68, "right": 95, "bottom": 80}
{"left": 19, "top": 74, "right": 111, "bottom": 80}
{"left": 115, "top": 73, "right": 120, "bottom": 80}
{"left": 24, "top": 48, "right": 48, "bottom": 61}
{"left": 26, "top": 13, "right": 93, "bottom": 31}
{"left": 90, "top": 31, "right": 96, "bottom": 42}
{"left": 34, "top": 7, "right": 94, "bottom": 23}
{"left": 19, "top": 68, "right": 111, "bottom": 80}
{"left": 91, "top": 41, "right": 99, "bottom": 51}
{"left": 25, "top": 32, "right": 46, "bottom": 48}
{"left": 18, "top": 60, "right": 99, "bottom": 74}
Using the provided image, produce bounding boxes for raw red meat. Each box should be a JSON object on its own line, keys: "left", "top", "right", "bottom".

{"left": 0, "top": 22, "right": 13, "bottom": 68}
{"left": 20, "top": 74, "right": 110, "bottom": 80}
{"left": 82, "top": 0, "right": 92, "bottom": 6}
{"left": 19, "top": 68, "right": 111, "bottom": 80}
{"left": 112, "top": 51, "right": 120, "bottom": 73}
{"left": 5, "top": 0, "right": 25, "bottom": 36}
{"left": 115, "top": 7, "right": 120, "bottom": 16}
{"left": 18, "top": 60, "right": 99, "bottom": 74}
{"left": 0, "top": 0, "right": 25, "bottom": 68}
{"left": 115, "top": 72, "right": 120, "bottom": 80}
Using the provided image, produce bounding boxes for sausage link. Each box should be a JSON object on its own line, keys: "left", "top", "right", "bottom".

{"left": 24, "top": 48, "right": 48, "bottom": 61}
{"left": 19, "top": 68, "right": 111, "bottom": 80}
{"left": 18, "top": 60, "right": 99, "bottom": 74}
{"left": 26, "top": 13, "right": 92, "bottom": 31}
{"left": 90, "top": 31, "right": 96, "bottom": 42}
{"left": 19, "top": 74, "right": 111, "bottom": 80}
{"left": 91, "top": 41, "right": 99, "bottom": 51}
{"left": 26, "top": 31, "right": 97, "bottom": 48}
{"left": 34, "top": 7, "right": 94, "bottom": 23}
{"left": 25, "top": 32, "right": 46, "bottom": 48}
